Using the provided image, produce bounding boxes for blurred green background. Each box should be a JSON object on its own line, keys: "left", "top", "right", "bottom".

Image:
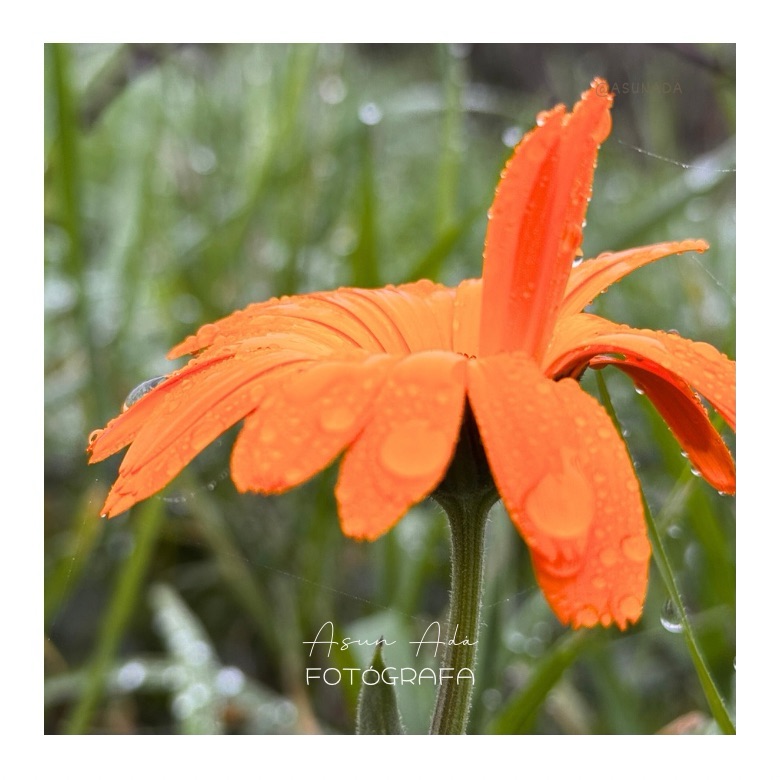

{"left": 44, "top": 43, "right": 736, "bottom": 734}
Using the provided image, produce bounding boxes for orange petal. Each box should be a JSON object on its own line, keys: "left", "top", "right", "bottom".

{"left": 168, "top": 301, "right": 376, "bottom": 360}
{"left": 336, "top": 351, "right": 467, "bottom": 540}
{"left": 560, "top": 240, "right": 709, "bottom": 319}
{"left": 99, "top": 348, "right": 313, "bottom": 517}
{"left": 231, "top": 353, "right": 398, "bottom": 494}
{"left": 170, "top": 281, "right": 457, "bottom": 361}
{"left": 88, "top": 349, "right": 233, "bottom": 464}
{"left": 332, "top": 282, "right": 456, "bottom": 353}
{"left": 480, "top": 79, "right": 613, "bottom": 361}
{"left": 591, "top": 357, "right": 735, "bottom": 494}
{"left": 452, "top": 278, "right": 482, "bottom": 358}
{"left": 468, "top": 352, "right": 649, "bottom": 629}
{"left": 546, "top": 313, "right": 736, "bottom": 429}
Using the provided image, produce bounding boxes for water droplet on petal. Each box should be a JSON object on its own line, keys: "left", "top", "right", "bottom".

{"left": 576, "top": 606, "right": 599, "bottom": 627}
{"left": 621, "top": 534, "right": 651, "bottom": 563}
{"left": 525, "top": 454, "right": 595, "bottom": 540}
{"left": 123, "top": 375, "right": 167, "bottom": 411}
{"left": 600, "top": 548, "right": 618, "bottom": 567}
{"left": 619, "top": 595, "right": 643, "bottom": 623}
{"left": 88, "top": 428, "right": 103, "bottom": 446}
{"left": 319, "top": 405, "right": 357, "bottom": 433}
{"left": 660, "top": 599, "right": 684, "bottom": 633}
{"left": 380, "top": 420, "right": 450, "bottom": 479}
{"left": 634, "top": 386, "right": 646, "bottom": 396}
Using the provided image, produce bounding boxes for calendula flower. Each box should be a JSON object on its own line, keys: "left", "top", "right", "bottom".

{"left": 88, "top": 79, "right": 735, "bottom": 630}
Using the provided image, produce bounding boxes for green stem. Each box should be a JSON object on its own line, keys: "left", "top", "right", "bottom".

{"left": 429, "top": 404, "right": 497, "bottom": 734}
{"left": 429, "top": 494, "right": 491, "bottom": 734}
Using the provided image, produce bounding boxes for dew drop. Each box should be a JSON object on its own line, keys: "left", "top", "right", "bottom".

{"left": 123, "top": 375, "right": 167, "bottom": 411}
{"left": 88, "top": 428, "right": 103, "bottom": 446}
{"left": 319, "top": 405, "right": 357, "bottom": 433}
{"left": 525, "top": 456, "right": 595, "bottom": 540}
{"left": 621, "top": 534, "right": 651, "bottom": 563}
{"left": 690, "top": 467, "right": 702, "bottom": 478}
{"left": 358, "top": 102, "right": 383, "bottom": 126}
{"left": 379, "top": 421, "right": 449, "bottom": 479}
{"left": 600, "top": 547, "right": 618, "bottom": 567}
{"left": 197, "top": 322, "right": 219, "bottom": 342}
{"left": 619, "top": 595, "right": 642, "bottom": 623}
{"left": 501, "top": 125, "right": 522, "bottom": 148}
{"left": 215, "top": 666, "right": 246, "bottom": 696}
{"left": 660, "top": 599, "right": 684, "bottom": 634}
{"left": 116, "top": 660, "right": 147, "bottom": 691}
{"left": 576, "top": 605, "right": 599, "bottom": 628}
{"left": 634, "top": 386, "right": 646, "bottom": 396}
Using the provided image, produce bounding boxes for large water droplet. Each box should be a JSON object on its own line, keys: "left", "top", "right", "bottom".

{"left": 525, "top": 453, "right": 595, "bottom": 540}
{"left": 123, "top": 375, "right": 167, "bottom": 411}
{"left": 660, "top": 599, "right": 684, "bottom": 634}
{"left": 379, "top": 420, "right": 450, "bottom": 479}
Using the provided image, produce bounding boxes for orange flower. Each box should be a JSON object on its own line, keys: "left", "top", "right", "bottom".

{"left": 88, "top": 79, "right": 735, "bottom": 630}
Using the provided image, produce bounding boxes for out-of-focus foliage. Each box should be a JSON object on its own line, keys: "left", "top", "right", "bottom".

{"left": 44, "top": 43, "right": 735, "bottom": 734}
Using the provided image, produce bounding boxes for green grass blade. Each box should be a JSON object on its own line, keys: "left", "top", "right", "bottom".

{"left": 49, "top": 43, "right": 109, "bottom": 421}
{"left": 486, "top": 630, "right": 593, "bottom": 734}
{"left": 65, "top": 500, "right": 164, "bottom": 733}
{"left": 595, "top": 371, "right": 735, "bottom": 734}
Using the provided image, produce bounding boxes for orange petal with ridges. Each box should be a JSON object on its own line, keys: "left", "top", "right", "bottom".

{"left": 231, "top": 353, "right": 399, "bottom": 494}
{"left": 560, "top": 240, "right": 709, "bottom": 319}
{"left": 591, "top": 357, "right": 735, "bottom": 494}
{"left": 546, "top": 313, "right": 736, "bottom": 429}
{"left": 336, "top": 351, "right": 467, "bottom": 540}
{"left": 88, "top": 350, "right": 234, "bottom": 464}
{"left": 452, "top": 279, "right": 482, "bottom": 358}
{"left": 169, "top": 305, "right": 370, "bottom": 360}
{"left": 480, "top": 79, "right": 613, "bottom": 361}
{"left": 468, "top": 352, "right": 648, "bottom": 629}
{"left": 99, "top": 349, "right": 313, "bottom": 517}
{"left": 339, "top": 282, "right": 455, "bottom": 353}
